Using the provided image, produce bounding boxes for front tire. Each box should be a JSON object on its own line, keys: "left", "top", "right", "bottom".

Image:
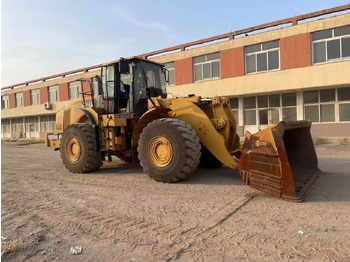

{"left": 61, "top": 124, "right": 102, "bottom": 173}
{"left": 138, "top": 118, "right": 201, "bottom": 182}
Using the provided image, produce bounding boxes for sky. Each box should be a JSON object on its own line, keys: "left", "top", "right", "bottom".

{"left": 1, "top": 0, "right": 350, "bottom": 87}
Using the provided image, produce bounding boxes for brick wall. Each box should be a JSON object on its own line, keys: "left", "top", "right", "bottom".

{"left": 59, "top": 83, "right": 69, "bottom": 101}
{"left": 9, "top": 93, "right": 16, "bottom": 108}
{"left": 281, "top": 33, "right": 312, "bottom": 70}
{"left": 23, "top": 90, "right": 31, "bottom": 106}
{"left": 175, "top": 58, "right": 193, "bottom": 85}
{"left": 221, "top": 47, "right": 245, "bottom": 78}
{"left": 40, "top": 87, "right": 48, "bottom": 104}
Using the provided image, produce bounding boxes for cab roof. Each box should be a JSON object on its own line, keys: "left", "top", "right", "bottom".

{"left": 102, "top": 56, "right": 165, "bottom": 67}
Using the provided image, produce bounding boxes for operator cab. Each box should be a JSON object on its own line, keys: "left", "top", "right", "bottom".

{"left": 99, "top": 57, "right": 167, "bottom": 116}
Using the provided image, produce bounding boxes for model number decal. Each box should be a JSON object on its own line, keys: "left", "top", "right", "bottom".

{"left": 198, "top": 121, "right": 209, "bottom": 136}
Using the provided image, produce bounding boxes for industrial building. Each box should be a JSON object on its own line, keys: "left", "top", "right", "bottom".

{"left": 2, "top": 5, "right": 350, "bottom": 139}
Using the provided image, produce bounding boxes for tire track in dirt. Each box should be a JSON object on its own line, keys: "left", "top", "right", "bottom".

{"left": 3, "top": 143, "right": 350, "bottom": 261}
{"left": 156, "top": 193, "right": 256, "bottom": 261}
{"left": 3, "top": 167, "right": 254, "bottom": 261}
{"left": 2, "top": 169, "right": 176, "bottom": 259}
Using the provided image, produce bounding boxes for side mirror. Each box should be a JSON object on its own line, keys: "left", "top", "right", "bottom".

{"left": 140, "top": 88, "right": 147, "bottom": 99}
{"left": 95, "top": 75, "right": 103, "bottom": 96}
{"left": 163, "top": 68, "right": 169, "bottom": 83}
{"left": 119, "top": 57, "right": 129, "bottom": 74}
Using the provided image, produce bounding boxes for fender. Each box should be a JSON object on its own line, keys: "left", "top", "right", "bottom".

{"left": 131, "top": 107, "right": 171, "bottom": 150}
{"left": 55, "top": 99, "right": 101, "bottom": 134}
{"left": 166, "top": 99, "right": 239, "bottom": 169}
{"left": 76, "top": 108, "right": 98, "bottom": 125}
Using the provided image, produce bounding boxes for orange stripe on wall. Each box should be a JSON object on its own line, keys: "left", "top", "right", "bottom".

{"left": 221, "top": 47, "right": 245, "bottom": 78}
{"left": 175, "top": 58, "right": 193, "bottom": 85}
{"left": 281, "top": 33, "right": 312, "bottom": 70}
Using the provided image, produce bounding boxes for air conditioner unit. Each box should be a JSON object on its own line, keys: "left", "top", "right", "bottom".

{"left": 44, "top": 102, "right": 52, "bottom": 110}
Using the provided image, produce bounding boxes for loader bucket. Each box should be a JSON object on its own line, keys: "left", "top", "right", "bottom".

{"left": 239, "top": 121, "right": 320, "bottom": 202}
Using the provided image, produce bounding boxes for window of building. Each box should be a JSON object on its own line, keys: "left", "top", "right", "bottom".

{"left": 11, "top": 118, "right": 24, "bottom": 138}
{"left": 165, "top": 62, "right": 175, "bottom": 86}
{"left": 2, "top": 95, "right": 9, "bottom": 109}
{"left": 229, "top": 97, "right": 239, "bottom": 124}
{"left": 48, "top": 85, "right": 59, "bottom": 102}
{"left": 1, "top": 119, "right": 11, "bottom": 138}
{"left": 31, "top": 89, "right": 40, "bottom": 105}
{"left": 69, "top": 81, "right": 82, "bottom": 100}
{"left": 338, "top": 87, "right": 350, "bottom": 121}
{"left": 242, "top": 93, "right": 294, "bottom": 126}
{"left": 303, "top": 87, "right": 350, "bottom": 122}
{"left": 193, "top": 52, "right": 220, "bottom": 82}
{"left": 257, "top": 95, "right": 280, "bottom": 126}
{"left": 312, "top": 25, "right": 350, "bottom": 64}
{"left": 243, "top": 96, "right": 256, "bottom": 125}
{"left": 245, "top": 40, "right": 280, "bottom": 74}
{"left": 40, "top": 115, "right": 56, "bottom": 132}
{"left": 15, "top": 93, "right": 24, "bottom": 107}
{"left": 304, "top": 89, "right": 335, "bottom": 122}
{"left": 25, "top": 116, "right": 39, "bottom": 138}
{"left": 282, "top": 93, "right": 297, "bottom": 121}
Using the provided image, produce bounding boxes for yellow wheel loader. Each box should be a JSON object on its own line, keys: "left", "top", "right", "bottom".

{"left": 46, "top": 57, "right": 319, "bottom": 202}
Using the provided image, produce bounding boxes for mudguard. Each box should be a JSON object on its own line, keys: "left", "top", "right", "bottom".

{"left": 166, "top": 99, "right": 240, "bottom": 169}
{"left": 55, "top": 100, "right": 100, "bottom": 133}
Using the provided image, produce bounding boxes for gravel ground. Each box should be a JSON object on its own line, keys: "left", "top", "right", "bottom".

{"left": 1, "top": 142, "right": 350, "bottom": 261}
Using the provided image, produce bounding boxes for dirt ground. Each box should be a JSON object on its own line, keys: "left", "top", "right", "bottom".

{"left": 1, "top": 142, "right": 350, "bottom": 262}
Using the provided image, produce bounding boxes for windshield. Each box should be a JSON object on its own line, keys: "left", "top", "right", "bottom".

{"left": 140, "top": 61, "right": 166, "bottom": 96}
{"left": 132, "top": 60, "right": 167, "bottom": 115}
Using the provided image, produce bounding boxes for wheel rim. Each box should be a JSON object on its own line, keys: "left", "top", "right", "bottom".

{"left": 148, "top": 136, "right": 173, "bottom": 167}
{"left": 66, "top": 137, "right": 81, "bottom": 162}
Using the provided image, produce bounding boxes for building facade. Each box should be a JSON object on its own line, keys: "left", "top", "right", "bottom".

{"left": 2, "top": 5, "right": 350, "bottom": 139}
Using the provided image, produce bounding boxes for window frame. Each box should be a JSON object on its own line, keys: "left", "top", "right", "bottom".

{"left": 11, "top": 118, "right": 24, "bottom": 138}
{"left": 244, "top": 40, "right": 280, "bottom": 75}
{"left": 30, "top": 89, "right": 40, "bottom": 105}
{"left": 68, "top": 81, "right": 82, "bottom": 100}
{"left": 40, "top": 115, "right": 56, "bottom": 132}
{"left": 193, "top": 52, "right": 221, "bottom": 82}
{"left": 1, "top": 119, "right": 11, "bottom": 138}
{"left": 242, "top": 93, "right": 297, "bottom": 125}
{"left": 48, "top": 85, "right": 59, "bottom": 102}
{"left": 229, "top": 97, "right": 239, "bottom": 124}
{"left": 243, "top": 96, "right": 257, "bottom": 125}
{"left": 281, "top": 93, "right": 297, "bottom": 122}
{"left": 303, "top": 87, "right": 350, "bottom": 123}
{"left": 303, "top": 89, "right": 335, "bottom": 123}
{"left": 15, "top": 93, "right": 24, "bottom": 107}
{"left": 337, "top": 87, "right": 350, "bottom": 122}
{"left": 2, "top": 95, "right": 10, "bottom": 109}
{"left": 312, "top": 26, "right": 350, "bottom": 65}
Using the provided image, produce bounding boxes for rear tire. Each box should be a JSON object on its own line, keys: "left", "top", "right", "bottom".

{"left": 61, "top": 124, "right": 102, "bottom": 173}
{"left": 138, "top": 118, "right": 201, "bottom": 182}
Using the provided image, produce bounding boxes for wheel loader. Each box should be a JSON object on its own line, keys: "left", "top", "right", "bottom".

{"left": 46, "top": 57, "right": 320, "bottom": 202}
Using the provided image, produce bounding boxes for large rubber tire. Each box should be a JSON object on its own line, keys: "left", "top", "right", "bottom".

{"left": 61, "top": 124, "right": 102, "bottom": 173}
{"left": 138, "top": 118, "right": 201, "bottom": 182}
{"left": 199, "top": 146, "right": 222, "bottom": 169}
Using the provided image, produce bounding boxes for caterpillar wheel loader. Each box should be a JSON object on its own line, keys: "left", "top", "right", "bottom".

{"left": 46, "top": 57, "right": 320, "bottom": 202}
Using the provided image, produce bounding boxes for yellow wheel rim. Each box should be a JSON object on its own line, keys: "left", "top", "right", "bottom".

{"left": 66, "top": 137, "right": 81, "bottom": 162}
{"left": 148, "top": 136, "right": 173, "bottom": 167}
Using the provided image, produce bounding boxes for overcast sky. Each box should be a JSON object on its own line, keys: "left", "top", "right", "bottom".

{"left": 1, "top": 0, "right": 349, "bottom": 87}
